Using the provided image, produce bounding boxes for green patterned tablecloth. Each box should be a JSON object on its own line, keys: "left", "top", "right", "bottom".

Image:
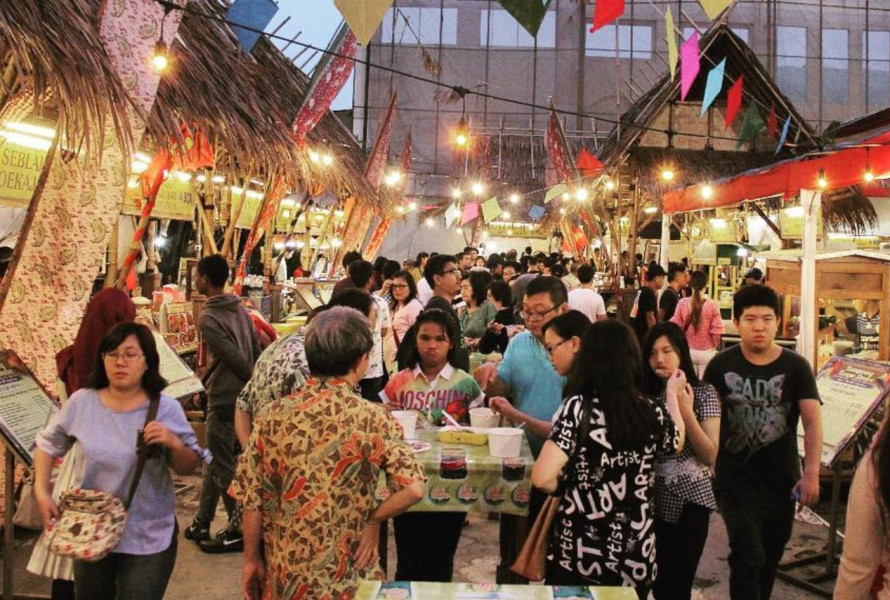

{"left": 378, "top": 429, "right": 533, "bottom": 515}
{"left": 355, "top": 582, "right": 638, "bottom": 599}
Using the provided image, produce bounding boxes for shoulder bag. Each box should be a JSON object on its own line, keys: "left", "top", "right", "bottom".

{"left": 47, "top": 397, "right": 159, "bottom": 562}
{"left": 510, "top": 397, "right": 593, "bottom": 581}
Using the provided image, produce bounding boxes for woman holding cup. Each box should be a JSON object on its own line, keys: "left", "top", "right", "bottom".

{"left": 380, "top": 308, "right": 485, "bottom": 582}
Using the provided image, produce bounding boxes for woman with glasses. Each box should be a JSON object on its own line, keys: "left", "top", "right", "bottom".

{"left": 34, "top": 322, "right": 208, "bottom": 600}
{"left": 541, "top": 310, "right": 591, "bottom": 376}
{"left": 384, "top": 270, "right": 424, "bottom": 374}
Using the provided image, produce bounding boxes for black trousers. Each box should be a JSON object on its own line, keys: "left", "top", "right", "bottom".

{"left": 718, "top": 489, "right": 795, "bottom": 600}
{"left": 653, "top": 503, "right": 712, "bottom": 600}
{"left": 393, "top": 512, "right": 465, "bottom": 582}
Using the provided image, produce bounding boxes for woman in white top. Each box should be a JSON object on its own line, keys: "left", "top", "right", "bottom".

{"left": 384, "top": 270, "right": 424, "bottom": 374}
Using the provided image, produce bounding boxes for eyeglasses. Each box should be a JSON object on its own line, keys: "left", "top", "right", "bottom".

{"left": 391, "top": 283, "right": 409, "bottom": 289}
{"left": 520, "top": 305, "right": 559, "bottom": 321}
{"left": 440, "top": 268, "right": 459, "bottom": 276}
{"left": 545, "top": 338, "right": 570, "bottom": 355}
{"left": 103, "top": 351, "right": 144, "bottom": 364}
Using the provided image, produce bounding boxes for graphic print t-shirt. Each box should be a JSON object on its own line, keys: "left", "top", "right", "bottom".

{"left": 547, "top": 394, "right": 678, "bottom": 588}
{"left": 380, "top": 365, "right": 484, "bottom": 426}
{"left": 704, "top": 346, "right": 820, "bottom": 497}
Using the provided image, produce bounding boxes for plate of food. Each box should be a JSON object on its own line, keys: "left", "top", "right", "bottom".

{"left": 408, "top": 440, "right": 432, "bottom": 453}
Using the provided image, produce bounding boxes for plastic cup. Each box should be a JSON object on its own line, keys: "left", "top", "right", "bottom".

{"left": 488, "top": 428, "right": 523, "bottom": 458}
{"left": 392, "top": 411, "right": 417, "bottom": 440}
{"left": 470, "top": 407, "right": 500, "bottom": 429}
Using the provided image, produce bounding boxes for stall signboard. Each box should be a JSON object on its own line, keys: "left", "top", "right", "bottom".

{"left": 779, "top": 209, "right": 824, "bottom": 239}
{"left": 122, "top": 176, "right": 195, "bottom": 221}
{"left": 236, "top": 195, "right": 262, "bottom": 229}
{"left": 798, "top": 355, "right": 890, "bottom": 466}
{"left": 0, "top": 350, "right": 58, "bottom": 466}
{"left": 153, "top": 332, "right": 203, "bottom": 401}
{"left": 0, "top": 140, "right": 48, "bottom": 208}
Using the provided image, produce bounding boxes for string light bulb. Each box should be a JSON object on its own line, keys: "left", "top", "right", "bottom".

{"left": 605, "top": 179, "right": 616, "bottom": 191}
{"left": 574, "top": 187, "right": 589, "bottom": 202}
{"left": 471, "top": 181, "right": 485, "bottom": 196}
{"left": 425, "top": 217, "right": 435, "bottom": 228}
{"left": 702, "top": 183, "right": 713, "bottom": 199}
{"left": 817, "top": 167, "right": 828, "bottom": 189}
{"left": 408, "top": 201, "right": 417, "bottom": 211}
{"left": 454, "top": 115, "right": 469, "bottom": 147}
{"left": 509, "top": 193, "right": 520, "bottom": 204}
{"left": 451, "top": 188, "right": 462, "bottom": 199}
{"left": 661, "top": 167, "right": 675, "bottom": 182}
{"left": 151, "top": 41, "right": 169, "bottom": 73}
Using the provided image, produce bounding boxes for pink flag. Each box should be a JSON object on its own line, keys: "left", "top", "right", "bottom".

{"left": 461, "top": 202, "right": 480, "bottom": 226}
{"left": 680, "top": 32, "right": 700, "bottom": 101}
{"left": 590, "top": 0, "right": 624, "bottom": 32}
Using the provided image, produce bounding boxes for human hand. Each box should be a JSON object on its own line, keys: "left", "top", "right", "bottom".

{"left": 665, "top": 369, "right": 687, "bottom": 397}
{"left": 490, "top": 396, "right": 518, "bottom": 422}
{"left": 35, "top": 489, "right": 59, "bottom": 529}
{"left": 143, "top": 421, "right": 181, "bottom": 451}
{"left": 353, "top": 521, "right": 380, "bottom": 570}
{"left": 488, "top": 321, "right": 504, "bottom": 335}
{"left": 380, "top": 279, "right": 393, "bottom": 295}
{"left": 242, "top": 557, "right": 265, "bottom": 600}
{"left": 792, "top": 473, "right": 820, "bottom": 507}
{"left": 473, "top": 362, "right": 498, "bottom": 391}
{"left": 466, "top": 337, "right": 480, "bottom": 349}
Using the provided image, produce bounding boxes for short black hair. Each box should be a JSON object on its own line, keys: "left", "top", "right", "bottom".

{"left": 348, "top": 260, "right": 374, "bottom": 288}
{"left": 383, "top": 260, "right": 401, "bottom": 280}
{"left": 325, "top": 288, "right": 374, "bottom": 318}
{"left": 90, "top": 322, "right": 168, "bottom": 400}
{"left": 455, "top": 251, "right": 466, "bottom": 262}
{"left": 464, "top": 246, "right": 478, "bottom": 254}
{"left": 466, "top": 271, "right": 491, "bottom": 306}
{"left": 548, "top": 262, "right": 566, "bottom": 278}
{"left": 488, "top": 280, "right": 512, "bottom": 306}
{"left": 525, "top": 275, "right": 568, "bottom": 307}
{"left": 424, "top": 254, "right": 456, "bottom": 288}
{"left": 542, "top": 309, "right": 591, "bottom": 340}
{"left": 667, "top": 263, "right": 687, "bottom": 282}
{"left": 503, "top": 260, "right": 521, "bottom": 273}
{"left": 733, "top": 284, "right": 779, "bottom": 320}
{"left": 645, "top": 262, "right": 666, "bottom": 281}
{"left": 197, "top": 254, "right": 229, "bottom": 288}
{"left": 577, "top": 265, "right": 595, "bottom": 284}
{"left": 342, "top": 250, "right": 363, "bottom": 269}
{"left": 405, "top": 309, "right": 459, "bottom": 369}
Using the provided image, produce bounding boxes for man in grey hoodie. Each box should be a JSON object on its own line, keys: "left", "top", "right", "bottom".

{"left": 185, "top": 254, "right": 261, "bottom": 553}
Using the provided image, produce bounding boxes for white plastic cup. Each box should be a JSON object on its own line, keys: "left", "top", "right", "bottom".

{"left": 488, "top": 427, "right": 523, "bottom": 458}
{"left": 469, "top": 407, "right": 500, "bottom": 429}
{"left": 392, "top": 411, "right": 417, "bottom": 440}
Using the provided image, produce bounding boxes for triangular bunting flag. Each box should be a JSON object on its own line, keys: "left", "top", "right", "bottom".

{"left": 497, "top": 0, "right": 553, "bottom": 38}
{"left": 461, "top": 202, "right": 480, "bottom": 226}
{"left": 725, "top": 76, "right": 743, "bottom": 129}
{"left": 736, "top": 103, "right": 766, "bottom": 149}
{"left": 226, "top": 0, "right": 279, "bottom": 54}
{"left": 775, "top": 116, "right": 792, "bottom": 155}
{"left": 529, "top": 205, "right": 546, "bottom": 221}
{"left": 444, "top": 202, "right": 459, "bottom": 228}
{"left": 576, "top": 148, "right": 604, "bottom": 178}
{"left": 767, "top": 104, "right": 778, "bottom": 139}
{"left": 680, "top": 32, "right": 700, "bottom": 101}
{"left": 334, "top": 0, "right": 393, "bottom": 46}
{"left": 544, "top": 183, "right": 567, "bottom": 203}
{"left": 665, "top": 9, "right": 679, "bottom": 82}
{"left": 481, "top": 197, "right": 502, "bottom": 223}
{"left": 591, "top": 0, "right": 624, "bottom": 32}
{"left": 700, "top": 58, "right": 726, "bottom": 116}
{"left": 698, "top": 0, "right": 735, "bottom": 20}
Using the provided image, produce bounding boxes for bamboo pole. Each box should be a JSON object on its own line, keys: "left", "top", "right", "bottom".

{"left": 221, "top": 169, "right": 253, "bottom": 259}
{"left": 271, "top": 192, "right": 312, "bottom": 278}
{"left": 310, "top": 210, "right": 336, "bottom": 273}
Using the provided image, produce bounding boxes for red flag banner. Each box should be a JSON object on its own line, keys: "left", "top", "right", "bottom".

{"left": 767, "top": 103, "right": 778, "bottom": 140}
{"left": 576, "top": 147, "right": 604, "bottom": 178}
{"left": 232, "top": 177, "right": 287, "bottom": 295}
{"left": 292, "top": 23, "right": 358, "bottom": 145}
{"left": 171, "top": 124, "right": 214, "bottom": 171}
{"left": 545, "top": 106, "right": 575, "bottom": 186}
{"left": 591, "top": 0, "right": 625, "bottom": 32}
{"left": 725, "top": 76, "right": 744, "bottom": 129}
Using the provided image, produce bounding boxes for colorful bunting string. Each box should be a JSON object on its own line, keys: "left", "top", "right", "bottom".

{"left": 698, "top": 0, "right": 735, "bottom": 20}
{"left": 700, "top": 58, "right": 726, "bottom": 116}
{"left": 481, "top": 197, "right": 502, "bottom": 223}
{"left": 725, "top": 76, "right": 744, "bottom": 129}
{"left": 576, "top": 148, "right": 604, "bottom": 178}
{"left": 445, "top": 202, "right": 460, "bottom": 228}
{"left": 767, "top": 103, "right": 778, "bottom": 139}
{"left": 544, "top": 184, "right": 567, "bottom": 204}
{"left": 736, "top": 103, "right": 766, "bottom": 149}
{"left": 461, "top": 202, "right": 480, "bottom": 226}
{"left": 226, "top": 0, "right": 279, "bottom": 54}
{"left": 334, "top": 0, "right": 393, "bottom": 47}
{"left": 529, "top": 205, "right": 546, "bottom": 221}
{"left": 775, "top": 116, "right": 792, "bottom": 155}
{"left": 497, "top": 0, "right": 554, "bottom": 38}
{"left": 665, "top": 9, "right": 679, "bottom": 82}
{"left": 591, "top": 0, "right": 625, "bottom": 32}
{"left": 680, "top": 32, "right": 700, "bottom": 101}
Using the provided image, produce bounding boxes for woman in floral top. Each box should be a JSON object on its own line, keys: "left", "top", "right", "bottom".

{"left": 531, "top": 320, "right": 686, "bottom": 599}
{"left": 643, "top": 322, "right": 721, "bottom": 600}
{"left": 231, "top": 307, "right": 424, "bottom": 600}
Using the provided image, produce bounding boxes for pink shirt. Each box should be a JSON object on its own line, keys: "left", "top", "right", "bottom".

{"left": 670, "top": 297, "right": 725, "bottom": 350}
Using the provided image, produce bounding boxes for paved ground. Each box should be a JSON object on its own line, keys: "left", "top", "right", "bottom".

{"left": 4, "top": 472, "right": 841, "bottom": 598}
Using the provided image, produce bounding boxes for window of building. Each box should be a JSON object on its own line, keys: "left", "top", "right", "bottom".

{"left": 732, "top": 27, "right": 749, "bottom": 43}
{"left": 480, "top": 9, "right": 556, "bottom": 48}
{"left": 380, "top": 7, "right": 458, "bottom": 46}
{"left": 822, "top": 29, "right": 849, "bottom": 104}
{"left": 586, "top": 25, "right": 653, "bottom": 59}
{"left": 863, "top": 31, "right": 890, "bottom": 112}
{"left": 777, "top": 26, "right": 807, "bottom": 102}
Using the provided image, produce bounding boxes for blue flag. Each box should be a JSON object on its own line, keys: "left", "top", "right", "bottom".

{"left": 227, "top": 0, "right": 279, "bottom": 54}
{"left": 700, "top": 58, "right": 726, "bottom": 117}
{"left": 775, "top": 116, "right": 792, "bottom": 155}
{"left": 529, "top": 205, "right": 546, "bottom": 221}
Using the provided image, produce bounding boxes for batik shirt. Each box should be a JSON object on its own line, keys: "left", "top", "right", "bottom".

{"left": 380, "top": 363, "right": 484, "bottom": 426}
{"left": 235, "top": 332, "right": 308, "bottom": 421}
{"left": 365, "top": 295, "right": 392, "bottom": 380}
{"left": 654, "top": 383, "right": 721, "bottom": 522}
{"left": 230, "top": 379, "right": 424, "bottom": 599}
{"left": 547, "top": 394, "right": 679, "bottom": 589}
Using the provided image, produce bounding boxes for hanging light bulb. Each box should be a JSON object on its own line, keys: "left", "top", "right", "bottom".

{"left": 502, "top": 211, "right": 511, "bottom": 220}
{"left": 702, "top": 183, "right": 713, "bottom": 199}
{"left": 865, "top": 166, "right": 875, "bottom": 182}
{"left": 451, "top": 188, "right": 462, "bottom": 199}
{"left": 561, "top": 192, "right": 570, "bottom": 202}
{"left": 605, "top": 179, "right": 616, "bottom": 191}
{"left": 574, "top": 187, "right": 589, "bottom": 202}
{"left": 471, "top": 181, "right": 485, "bottom": 196}
{"left": 454, "top": 115, "right": 469, "bottom": 147}
{"left": 817, "top": 167, "right": 828, "bottom": 189}
{"left": 509, "top": 193, "right": 520, "bottom": 204}
{"left": 661, "top": 167, "right": 675, "bottom": 181}
{"left": 408, "top": 201, "right": 417, "bottom": 211}
{"left": 151, "top": 41, "right": 169, "bottom": 73}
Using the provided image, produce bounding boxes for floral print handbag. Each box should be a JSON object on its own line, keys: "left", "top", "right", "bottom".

{"left": 46, "top": 397, "right": 159, "bottom": 562}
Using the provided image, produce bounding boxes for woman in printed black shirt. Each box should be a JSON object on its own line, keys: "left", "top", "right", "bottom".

{"left": 531, "top": 320, "right": 686, "bottom": 599}
{"left": 643, "top": 322, "right": 721, "bottom": 600}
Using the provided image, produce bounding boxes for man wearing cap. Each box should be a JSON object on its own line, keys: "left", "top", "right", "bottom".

{"left": 630, "top": 262, "right": 665, "bottom": 343}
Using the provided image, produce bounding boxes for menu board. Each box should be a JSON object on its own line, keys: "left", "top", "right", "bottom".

{"left": 0, "top": 350, "right": 58, "bottom": 466}
{"left": 798, "top": 355, "right": 890, "bottom": 466}
{"left": 153, "top": 332, "right": 204, "bottom": 401}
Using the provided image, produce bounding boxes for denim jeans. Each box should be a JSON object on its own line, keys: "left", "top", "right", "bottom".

{"left": 73, "top": 534, "right": 177, "bottom": 600}
{"left": 195, "top": 406, "right": 239, "bottom": 530}
{"left": 718, "top": 488, "right": 795, "bottom": 600}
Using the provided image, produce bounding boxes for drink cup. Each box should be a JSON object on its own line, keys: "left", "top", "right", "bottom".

{"left": 392, "top": 411, "right": 417, "bottom": 440}
{"left": 470, "top": 407, "right": 500, "bottom": 428}
{"left": 488, "top": 428, "right": 523, "bottom": 458}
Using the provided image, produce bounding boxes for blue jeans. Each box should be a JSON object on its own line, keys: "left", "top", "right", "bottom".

{"left": 73, "top": 534, "right": 177, "bottom": 600}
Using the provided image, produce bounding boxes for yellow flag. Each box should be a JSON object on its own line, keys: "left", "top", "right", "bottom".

{"left": 666, "top": 9, "right": 678, "bottom": 82}
{"left": 698, "top": 0, "right": 734, "bottom": 20}
{"left": 334, "top": 0, "right": 394, "bottom": 47}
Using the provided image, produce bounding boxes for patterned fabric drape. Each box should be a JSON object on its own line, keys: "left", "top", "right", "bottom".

{"left": 232, "top": 177, "right": 287, "bottom": 295}
{"left": 364, "top": 132, "right": 411, "bottom": 259}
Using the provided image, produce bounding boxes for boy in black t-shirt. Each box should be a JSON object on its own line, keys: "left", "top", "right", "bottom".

{"left": 703, "top": 285, "right": 823, "bottom": 600}
{"left": 630, "top": 263, "right": 665, "bottom": 342}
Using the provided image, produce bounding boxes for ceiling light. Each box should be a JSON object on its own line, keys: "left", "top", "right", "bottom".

{"left": 817, "top": 168, "right": 828, "bottom": 189}
{"left": 471, "top": 182, "right": 485, "bottom": 196}
{"left": 408, "top": 201, "right": 418, "bottom": 211}
{"left": 574, "top": 188, "right": 589, "bottom": 201}
{"left": 561, "top": 192, "right": 570, "bottom": 202}
{"left": 151, "top": 41, "right": 169, "bottom": 73}
{"left": 509, "top": 193, "right": 520, "bottom": 204}
{"left": 701, "top": 184, "right": 713, "bottom": 199}
{"left": 451, "top": 188, "right": 462, "bottom": 199}
{"left": 425, "top": 218, "right": 434, "bottom": 228}
{"left": 605, "top": 179, "right": 616, "bottom": 191}
{"left": 661, "top": 167, "right": 675, "bottom": 181}
{"left": 643, "top": 206, "right": 658, "bottom": 214}
{"left": 454, "top": 116, "right": 469, "bottom": 147}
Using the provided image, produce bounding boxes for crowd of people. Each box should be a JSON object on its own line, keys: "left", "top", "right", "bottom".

{"left": 28, "top": 243, "right": 890, "bottom": 600}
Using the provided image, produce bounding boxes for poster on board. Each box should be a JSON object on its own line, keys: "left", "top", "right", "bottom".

{"left": 153, "top": 332, "right": 204, "bottom": 401}
{"left": 0, "top": 350, "right": 58, "bottom": 466}
{"left": 798, "top": 355, "right": 890, "bottom": 467}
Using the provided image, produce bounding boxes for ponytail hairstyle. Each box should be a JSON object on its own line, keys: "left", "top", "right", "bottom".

{"left": 565, "top": 320, "right": 659, "bottom": 449}
{"left": 689, "top": 270, "right": 708, "bottom": 331}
